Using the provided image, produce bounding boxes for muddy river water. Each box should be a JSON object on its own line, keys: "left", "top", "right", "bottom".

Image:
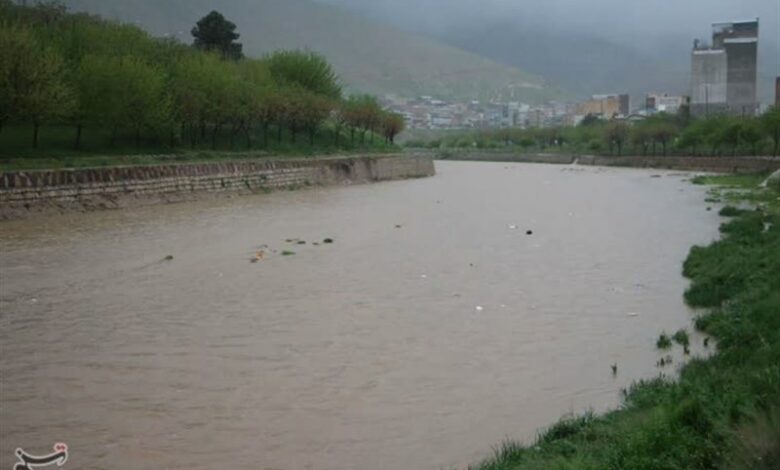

{"left": 0, "top": 161, "right": 720, "bottom": 469}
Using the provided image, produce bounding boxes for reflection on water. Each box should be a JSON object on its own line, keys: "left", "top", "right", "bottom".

{"left": 0, "top": 162, "right": 719, "bottom": 470}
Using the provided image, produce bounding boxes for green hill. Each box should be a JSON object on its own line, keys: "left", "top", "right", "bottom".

{"left": 64, "top": 0, "right": 567, "bottom": 103}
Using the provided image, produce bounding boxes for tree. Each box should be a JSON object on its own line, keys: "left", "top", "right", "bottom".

{"left": 300, "top": 92, "right": 333, "bottom": 145}
{"left": 191, "top": 11, "right": 243, "bottom": 60}
{"left": 717, "top": 118, "right": 743, "bottom": 156}
{"left": 676, "top": 119, "right": 706, "bottom": 156}
{"left": 630, "top": 125, "right": 651, "bottom": 156}
{"left": 649, "top": 122, "right": 677, "bottom": 156}
{"left": 266, "top": 50, "right": 342, "bottom": 100}
{"left": 761, "top": 106, "right": 780, "bottom": 157}
{"left": 381, "top": 112, "right": 405, "bottom": 144}
{"left": 604, "top": 121, "right": 629, "bottom": 156}
{"left": 739, "top": 119, "right": 763, "bottom": 156}
{"left": 0, "top": 24, "right": 73, "bottom": 147}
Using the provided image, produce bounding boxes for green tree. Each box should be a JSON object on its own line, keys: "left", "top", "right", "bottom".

{"left": 739, "top": 119, "right": 763, "bottom": 156}
{"left": 677, "top": 119, "right": 706, "bottom": 156}
{"left": 604, "top": 121, "right": 629, "bottom": 156}
{"left": 191, "top": 11, "right": 243, "bottom": 60}
{"left": 761, "top": 106, "right": 780, "bottom": 157}
{"left": 266, "top": 50, "right": 342, "bottom": 100}
{"left": 0, "top": 23, "right": 73, "bottom": 147}
{"left": 299, "top": 92, "right": 332, "bottom": 145}
{"left": 630, "top": 125, "right": 651, "bottom": 155}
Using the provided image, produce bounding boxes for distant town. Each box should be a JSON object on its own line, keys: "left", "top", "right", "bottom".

{"left": 385, "top": 19, "right": 777, "bottom": 131}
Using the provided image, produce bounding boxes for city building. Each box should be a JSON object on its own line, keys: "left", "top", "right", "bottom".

{"left": 575, "top": 94, "right": 629, "bottom": 119}
{"left": 691, "top": 20, "right": 759, "bottom": 116}
{"left": 776, "top": 77, "right": 780, "bottom": 107}
{"left": 645, "top": 93, "right": 690, "bottom": 114}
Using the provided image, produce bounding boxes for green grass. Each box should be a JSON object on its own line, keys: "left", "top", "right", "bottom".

{"left": 0, "top": 123, "right": 399, "bottom": 171}
{"left": 672, "top": 329, "right": 690, "bottom": 348}
{"left": 656, "top": 333, "right": 673, "bottom": 350}
{"left": 719, "top": 206, "right": 747, "bottom": 217}
{"left": 468, "top": 174, "right": 780, "bottom": 469}
{"left": 691, "top": 173, "right": 769, "bottom": 189}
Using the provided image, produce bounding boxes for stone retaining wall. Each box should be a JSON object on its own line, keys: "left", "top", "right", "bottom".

{"left": 439, "top": 152, "right": 780, "bottom": 173}
{"left": 0, "top": 155, "right": 435, "bottom": 219}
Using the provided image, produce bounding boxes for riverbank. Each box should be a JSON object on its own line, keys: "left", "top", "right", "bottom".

{"left": 0, "top": 154, "right": 435, "bottom": 220}
{"left": 470, "top": 172, "right": 780, "bottom": 469}
{"left": 435, "top": 150, "right": 780, "bottom": 174}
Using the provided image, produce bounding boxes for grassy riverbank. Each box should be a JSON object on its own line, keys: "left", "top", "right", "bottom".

{"left": 0, "top": 126, "right": 399, "bottom": 172}
{"left": 471, "top": 173, "right": 780, "bottom": 469}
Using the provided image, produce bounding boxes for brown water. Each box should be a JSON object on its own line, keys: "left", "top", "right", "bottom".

{"left": 0, "top": 161, "right": 720, "bottom": 470}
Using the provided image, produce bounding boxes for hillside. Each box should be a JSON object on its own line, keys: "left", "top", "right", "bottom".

{"left": 64, "top": 0, "right": 568, "bottom": 103}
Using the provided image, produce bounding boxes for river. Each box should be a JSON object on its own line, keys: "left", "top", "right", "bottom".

{"left": 0, "top": 161, "right": 720, "bottom": 470}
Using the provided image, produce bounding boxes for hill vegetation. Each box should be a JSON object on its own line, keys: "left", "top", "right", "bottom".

{"left": 410, "top": 108, "right": 780, "bottom": 158}
{"left": 63, "top": 0, "right": 567, "bottom": 103}
{"left": 0, "top": 1, "right": 406, "bottom": 167}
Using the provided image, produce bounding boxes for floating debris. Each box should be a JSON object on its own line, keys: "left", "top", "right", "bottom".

{"left": 323, "top": 238, "right": 334, "bottom": 244}
{"left": 420, "top": 274, "right": 428, "bottom": 279}
{"left": 395, "top": 225, "right": 403, "bottom": 229}
{"left": 250, "top": 250, "right": 266, "bottom": 263}
{"left": 627, "top": 312, "right": 639, "bottom": 317}
{"left": 164, "top": 255, "right": 174, "bottom": 261}
{"left": 281, "top": 251, "right": 296, "bottom": 256}
{"left": 526, "top": 230, "right": 533, "bottom": 235}
{"left": 508, "top": 224, "right": 518, "bottom": 230}
{"left": 611, "top": 363, "right": 618, "bottom": 375}
{"left": 297, "top": 241, "right": 306, "bottom": 245}
{"left": 475, "top": 306, "right": 484, "bottom": 312}
{"left": 703, "top": 337, "right": 710, "bottom": 347}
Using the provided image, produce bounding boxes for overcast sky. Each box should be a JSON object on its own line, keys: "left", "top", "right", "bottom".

{"left": 319, "top": 0, "right": 779, "bottom": 57}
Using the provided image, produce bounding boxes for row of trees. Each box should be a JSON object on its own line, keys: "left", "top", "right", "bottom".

{"left": 415, "top": 108, "right": 780, "bottom": 158}
{"left": 0, "top": 1, "right": 405, "bottom": 152}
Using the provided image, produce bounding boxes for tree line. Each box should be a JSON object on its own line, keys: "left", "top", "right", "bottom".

{"left": 0, "top": 1, "right": 405, "bottom": 152}
{"left": 411, "top": 108, "right": 780, "bottom": 158}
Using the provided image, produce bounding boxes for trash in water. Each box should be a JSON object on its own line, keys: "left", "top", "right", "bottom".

{"left": 508, "top": 224, "right": 518, "bottom": 230}
{"left": 323, "top": 238, "right": 334, "bottom": 244}
{"left": 282, "top": 251, "right": 296, "bottom": 256}
{"left": 164, "top": 255, "right": 174, "bottom": 261}
{"left": 420, "top": 274, "right": 428, "bottom": 279}
{"left": 627, "top": 312, "right": 639, "bottom": 317}
{"left": 395, "top": 225, "right": 402, "bottom": 229}
{"left": 297, "top": 241, "right": 306, "bottom": 245}
{"left": 475, "top": 306, "right": 484, "bottom": 311}
{"left": 250, "top": 250, "right": 266, "bottom": 263}
{"left": 526, "top": 230, "right": 533, "bottom": 235}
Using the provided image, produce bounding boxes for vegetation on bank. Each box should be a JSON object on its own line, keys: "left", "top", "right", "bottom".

{"left": 0, "top": 1, "right": 405, "bottom": 167}
{"left": 470, "top": 173, "right": 780, "bottom": 469}
{"left": 408, "top": 107, "right": 780, "bottom": 158}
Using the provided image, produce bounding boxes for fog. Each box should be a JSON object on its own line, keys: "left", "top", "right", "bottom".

{"left": 319, "top": 0, "right": 777, "bottom": 43}
{"left": 318, "top": 0, "right": 779, "bottom": 100}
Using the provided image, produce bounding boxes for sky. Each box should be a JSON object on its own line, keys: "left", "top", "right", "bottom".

{"left": 319, "top": 0, "right": 779, "bottom": 58}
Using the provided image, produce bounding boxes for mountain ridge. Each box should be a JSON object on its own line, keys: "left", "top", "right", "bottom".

{"left": 64, "top": 0, "right": 569, "bottom": 103}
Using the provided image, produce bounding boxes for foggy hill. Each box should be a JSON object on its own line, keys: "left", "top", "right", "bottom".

{"left": 319, "top": 0, "right": 779, "bottom": 105}
{"left": 63, "top": 0, "right": 568, "bottom": 103}
{"left": 438, "top": 23, "right": 778, "bottom": 105}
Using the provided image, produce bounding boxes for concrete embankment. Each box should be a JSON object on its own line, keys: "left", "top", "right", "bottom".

{"left": 437, "top": 152, "right": 780, "bottom": 173}
{"left": 0, "top": 154, "right": 435, "bottom": 219}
